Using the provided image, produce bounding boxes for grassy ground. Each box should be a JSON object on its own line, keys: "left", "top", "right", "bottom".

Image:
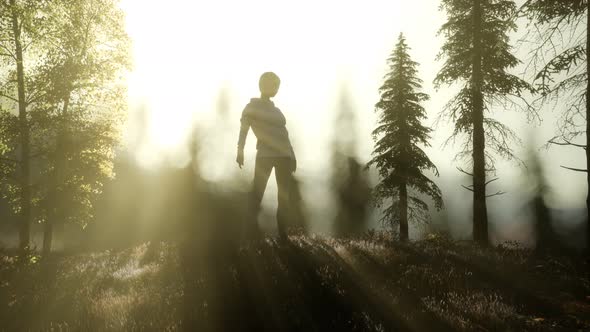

{"left": 1, "top": 234, "right": 589, "bottom": 331}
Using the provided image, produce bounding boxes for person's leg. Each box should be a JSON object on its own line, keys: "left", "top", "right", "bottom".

{"left": 275, "top": 158, "right": 293, "bottom": 240}
{"left": 248, "top": 156, "right": 273, "bottom": 238}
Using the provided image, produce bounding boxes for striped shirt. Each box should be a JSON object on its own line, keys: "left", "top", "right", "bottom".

{"left": 237, "top": 98, "right": 296, "bottom": 159}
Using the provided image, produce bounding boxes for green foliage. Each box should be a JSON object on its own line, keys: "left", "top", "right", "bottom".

{"left": 0, "top": 0, "right": 52, "bottom": 221}
{"left": 435, "top": 0, "right": 532, "bottom": 168}
{"left": 0, "top": 110, "right": 13, "bottom": 156}
{"left": 368, "top": 34, "right": 443, "bottom": 227}
{"left": 0, "top": 0, "right": 130, "bottom": 230}
{"left": 38, "top": 0, "right": 130, "bottom": 229}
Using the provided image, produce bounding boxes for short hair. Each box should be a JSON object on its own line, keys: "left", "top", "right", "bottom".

{"left": 259, "top": 72, "right": 280, "bottom": 92}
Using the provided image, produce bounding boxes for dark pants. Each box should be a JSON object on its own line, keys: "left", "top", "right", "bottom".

{"left": 249, "top": 155, "right": 293, "bottom": 239}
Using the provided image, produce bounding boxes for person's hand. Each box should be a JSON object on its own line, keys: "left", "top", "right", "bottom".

{"left": 236, "top": 149, "right": 244, "bottom": 169}
{"left": 290, "top": 158, "right": 297, "bottom": 173}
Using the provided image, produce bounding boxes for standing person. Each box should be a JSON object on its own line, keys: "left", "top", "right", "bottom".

{"left": 236, "top": 72, "right": 297, "bottom": 240}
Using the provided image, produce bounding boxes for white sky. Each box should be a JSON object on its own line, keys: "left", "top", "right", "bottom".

{"left": 119, "top": 0, "right": 587, "bottom": 214}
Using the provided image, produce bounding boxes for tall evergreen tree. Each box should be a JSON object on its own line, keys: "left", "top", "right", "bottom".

{"left": 521, "top": 0, "right": 589, "bottom": 250}
{"left": 331, "top": 89, "right": 370, "bottom": 237}
{"left": 435, "top": 0, "right": 532, "bottom": 245}
{"left": 369, "top": 33, "right": 443, "bottom": 241}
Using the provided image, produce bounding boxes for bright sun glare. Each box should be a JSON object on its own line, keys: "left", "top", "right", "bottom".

{"left": 117, "top": 0, "right": 588, "bottom": 208}
{"left": 119, "top": 0, "right": 416, "bottom": 167}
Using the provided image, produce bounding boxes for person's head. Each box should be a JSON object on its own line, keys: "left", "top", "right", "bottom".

{"left": 259, "top": 72, "right": 280, "bottom": 98}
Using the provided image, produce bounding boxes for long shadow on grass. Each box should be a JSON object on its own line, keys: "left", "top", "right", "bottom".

{"left": 389, "top": 241, "right": 562, "bottom": 317}
{"left": 182, "top": 234, "right": 435, "bottom": 331}
{"left": 341, "top": 244, "right": 458, "bottom": 332}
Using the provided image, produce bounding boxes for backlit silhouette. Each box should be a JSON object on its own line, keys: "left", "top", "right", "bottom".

{"left": 0, "top": 1, "right": 588, "bottom": 331}
{"left": 236, "top": 72, "right": 297, "bottom": 240}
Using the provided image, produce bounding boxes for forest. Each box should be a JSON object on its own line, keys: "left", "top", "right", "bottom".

{"left": 0, "top": 0, "right": 589, "bottom": 331}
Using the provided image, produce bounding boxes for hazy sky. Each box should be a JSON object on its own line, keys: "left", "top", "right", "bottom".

{"left": 119, "top": 0, "right": 587, "bottom": 213}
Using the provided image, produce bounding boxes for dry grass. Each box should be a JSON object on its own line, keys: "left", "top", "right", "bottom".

{"left": 0, "top": 234, "right": 588, "bottom": 331}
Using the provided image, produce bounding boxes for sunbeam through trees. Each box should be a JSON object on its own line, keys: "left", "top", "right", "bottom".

{"left": 0, "top": 0, "right": 589, "bottom": 331}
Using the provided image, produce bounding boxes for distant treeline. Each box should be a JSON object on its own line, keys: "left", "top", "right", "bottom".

{"left": 0, "top": 0, "right": 588, "bottom": 253}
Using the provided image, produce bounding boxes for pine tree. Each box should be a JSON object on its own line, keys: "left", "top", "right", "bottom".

{"left": 368, "top": 33, "right": 443, "bottom": 241}
{"left": 331, "top": 89, "right": 370, "bottom": 237}
{"left": 521, "top": 0, "right": 589, "bottom": 250}
{"left": 435, "top": 0, "right": 532, "bottom": 245}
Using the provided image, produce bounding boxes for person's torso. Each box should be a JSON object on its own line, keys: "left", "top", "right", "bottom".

{"left": 245, "top": 98, "right": 292, "bottom": 157}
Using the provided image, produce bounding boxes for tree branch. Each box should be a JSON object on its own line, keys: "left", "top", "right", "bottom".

{"left": 457, "top": 167, "right": 473, "bottom": 177}
{"left": 0, "top": 52, "right": 15, "bottom": 60}
{"left": 486, "top": 191, "right": 506, "bottom": 198}
{"left": 548, "top": 137, "right": 587, "bottom": 149}
{"left": 560, "top": 165, "right": 588, "bottom": 172}
{"left": 21, "top": 39, "right": 35, "bottom": 52}
{"left": 0, "top": 44, "right": 15, "bottom": 59}
{"left": 0, "top": 92, "right": 18, "bottom": 103}
{"left": 485, "top": 178, "right": 499, "bottom": 186}
{"left": 461, "top": 185, "right": 474, "bottom": 192}
{"left": 25, "top": 90, "right": 47, "bottom": 106}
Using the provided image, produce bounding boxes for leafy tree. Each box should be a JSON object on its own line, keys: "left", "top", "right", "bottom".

{"left": 368, "top": 33, "right": 443, "bottom": 241}
{"left": 520, "top": 0, "right": 589, "bottom": 249}
{"left": 0, "top": 0, "right": 53, "bottom": 250}
{"left": 0, "top": 0, "right": 129, "bottom": 252}
{"left": 435, "top": 0, "right": 532, "bottom": 245}
{"left": 37, "top": 0, "right": 130, "bottom": 253}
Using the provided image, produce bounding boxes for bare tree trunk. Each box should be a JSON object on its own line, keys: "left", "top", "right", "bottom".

{"left": 586, "top": 1, "right": 589, "bottom": 253}
{"left": 399, "top": 183, "right": 409, "bottom": 241}
{"left": 472, "top": 0, "right": 489, "bottom": 245}
{"left": 43, "top": 96, "right": 70, "bottom": 254}
{"left": 10, "top": 0, "right": 31, "bottom": 251}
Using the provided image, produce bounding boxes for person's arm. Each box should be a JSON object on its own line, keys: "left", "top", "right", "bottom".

{"left": 286, "top": 130, "right": 297, "bottom": 172}
{"left": 236, "top": 106, "right": 250, "bottom": 168}
{"left": 290, "top": 148, "right": 297, "bottom": 173}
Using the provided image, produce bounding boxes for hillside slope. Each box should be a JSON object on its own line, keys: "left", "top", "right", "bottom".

{"left": 1, "top": 235, "right": 589, "bottom": 331}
